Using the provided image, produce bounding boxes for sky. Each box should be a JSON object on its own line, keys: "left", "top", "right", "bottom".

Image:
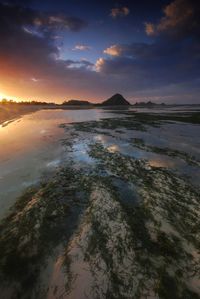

{"left": 0, "top": 0, "right": 200, "bottom": 104}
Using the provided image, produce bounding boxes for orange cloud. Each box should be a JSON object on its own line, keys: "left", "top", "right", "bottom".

{"left": 145, "top": 0, "right": 194, "bottom": 36}
{"left": 110, "top": 7, "right": 130, "bottom": 18}
{"left": 95, "top": 58, "right": 105, "bottom": 72}
{"left": 145, "top": 23, "right": 155, "bottom": 36}
{"left": 103, "top": 45, "right": 123, "bottom": 56}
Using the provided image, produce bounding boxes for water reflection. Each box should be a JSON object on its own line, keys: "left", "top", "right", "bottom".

{"left": 0, "top": 109, "right": 118, "bottom": 219}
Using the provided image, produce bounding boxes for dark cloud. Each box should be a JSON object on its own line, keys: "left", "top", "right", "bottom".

{"left": 0, "top": 2, "right": 87, "bottom": 65}
{"left": 0, "top": 2, "right": 87, "bottom": 33}
{"left": 145, "top": 0, "right": 200, "bottom": 39}
{"left": 99, "top": 40, "right": 200, "bottom": 88}
{"left": 0, "top": 2, "right": 100, "bottom": 100}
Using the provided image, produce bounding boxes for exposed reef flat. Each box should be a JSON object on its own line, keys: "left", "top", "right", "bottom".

{"left": 0, "top": 110, "right": 200, "bottom": 298}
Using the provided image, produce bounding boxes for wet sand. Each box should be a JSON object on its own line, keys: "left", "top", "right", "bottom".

{"left": 0, "top": 104, "right": 44, "bottom": 125}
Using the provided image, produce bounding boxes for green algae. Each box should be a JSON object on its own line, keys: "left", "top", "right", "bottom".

{"left": 83, "top": 142, "right": 200, "bottom": 298}
{"left": 69, "top": 117, "right": 147, "bottom": 133}
{"left": 0, "top": 167, "right": 91, "bottom": 298}
{"left": 45, "top": 112, "right": 200, "bottom": 297}
{"left": 63, "top": 111, "right": 200, "bottom": 138}
{"left": 62, "top": 174, "right": 200, "bottom": 298}
{"left": 106, "top": 110, "right": 200, "bottom": 125}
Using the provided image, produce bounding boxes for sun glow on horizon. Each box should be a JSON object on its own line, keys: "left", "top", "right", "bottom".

{"left": 0, "top": 92, "right": 19, "bottom": 102}
{"left": 0, "top": 93, "right": 8, "bottom": 100}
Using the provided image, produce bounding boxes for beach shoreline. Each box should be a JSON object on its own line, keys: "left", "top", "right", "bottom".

{"left": 0, "top": 104, "right": 43, "bottom": 125}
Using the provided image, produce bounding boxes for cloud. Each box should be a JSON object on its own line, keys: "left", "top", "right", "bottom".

{"left": 103, "top": 43, "right": 150, "bottom": 59}
{"left": 65, "top": 59, "right": 94, "bottom": 69}
{"left": 145, "top": 23, "right": 155, "bottom": 36}
{"left": 39, "top": 15, "right": 87, "bottom": 32}
{"left": 0, "top": 2, "right": 87, "bottom": 34}
{"left": 145, "top": 0, "right": 199, "bottom": 38}
{"left": 103, "top": 45, "right": 123, "bottom": 56}
{"left": 95, "top": 58, "right": 105, "bottom": 72}
{"left": 31, "top": 77, "right": 40, "bottom": 82}
{"left": 72, "top": 45, "right": 91, "bottom": 51}
{"left": 110, "top": 7, "right": 130, "bottom": 18}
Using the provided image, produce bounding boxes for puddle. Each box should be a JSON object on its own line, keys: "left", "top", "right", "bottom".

{"left": 72, "top": 141, "right": 94, "bottom": 165}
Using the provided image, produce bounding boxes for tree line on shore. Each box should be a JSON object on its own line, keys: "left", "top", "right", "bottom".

{"left": 0, "top": 99, "right": 56, "bottom": 105}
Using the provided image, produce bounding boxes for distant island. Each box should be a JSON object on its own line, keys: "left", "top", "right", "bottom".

{"left": 0, "top": 97, "right": 169, "bottom": 107}
{"left": 61, "top": 96, "right": 166, "bottom": 107}
{"left": 63, "top": 94, "right": 131, "bottom": 106}
{"left": 62, "top": 99, "right": 93, "bottom": 106}
{"left": 133, "top": 101, "right": 166, "bottom": 107}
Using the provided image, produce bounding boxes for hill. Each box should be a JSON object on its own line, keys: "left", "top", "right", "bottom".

{"left": 101, "top": 94, "right": 130, "bottom": 106}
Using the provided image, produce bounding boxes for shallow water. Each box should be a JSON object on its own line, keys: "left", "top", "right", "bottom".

{"left": 74, "top": 125, "right": 200, "bottom": 185}
{"left": 0, "top": 108, "right": 200, "bottom": 217}
{"left": 0, "top": 107, "right": 199, "bottom": 218}
{"left": 0, "top": 109, "right": 118, "bottom": 218}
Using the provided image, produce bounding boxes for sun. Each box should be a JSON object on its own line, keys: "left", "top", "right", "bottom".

{"left": 0, "top": 93, "right": 7, "bottom": 100}
{"left": 0, "top": 92, "right": 20, "bottom": 102}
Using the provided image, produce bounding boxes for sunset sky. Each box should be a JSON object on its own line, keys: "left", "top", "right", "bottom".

{"left": 0, "top": 0, "right": 200, "bottom": 103}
